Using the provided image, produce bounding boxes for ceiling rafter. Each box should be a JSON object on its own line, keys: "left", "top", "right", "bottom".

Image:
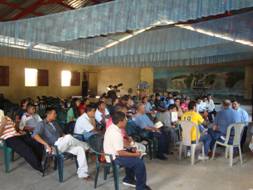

{"left": 10, "top": 0, "right": 46, "bottom": 20}
{"left": 0, "top": 0, "right": 114, "bottom": 21}
{"left": 0, "top": 0, "right": 44, "bottom": 20}
{"left": 42, "top": 0, "right": 74, "bottom": 10}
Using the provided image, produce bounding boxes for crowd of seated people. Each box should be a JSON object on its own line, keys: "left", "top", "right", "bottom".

{"left": 0, "top": 92, "right": 251, "bottom": 190}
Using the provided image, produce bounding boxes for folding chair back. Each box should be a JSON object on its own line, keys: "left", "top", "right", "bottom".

{"left": 225, "top": 123, "right": 245, "bottom": 146}
{"left": 180, "top": 121, "right": 196, "bottom": 146}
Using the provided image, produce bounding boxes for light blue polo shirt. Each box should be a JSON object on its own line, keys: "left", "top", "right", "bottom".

{"left": 214, "top": 108, "right": 241, "bottom": 135}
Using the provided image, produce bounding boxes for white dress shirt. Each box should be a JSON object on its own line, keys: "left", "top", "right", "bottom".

{"left": 95, "top": 108, "right": 109, "bottom": 123}
{"left": 74, "top": 113, "right": 94, "bottom": 134}
{"left": 206, "top": 99, "right": 215, "bottom": 112}
{"left": 103, "top": 123, "right": 124, "bottom": 162}
{"left": 196, "top": 101, "right": 207, "bottom": 112}
{"left": 0, "top": 109, "right": 4, "bottom": 122}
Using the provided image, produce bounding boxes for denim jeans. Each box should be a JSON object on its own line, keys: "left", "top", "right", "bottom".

{"left": 115, "top": 157, "right": 147, "bottom": 190}
{"left": 199, "top": 134, "right": 212, "bottom": 155}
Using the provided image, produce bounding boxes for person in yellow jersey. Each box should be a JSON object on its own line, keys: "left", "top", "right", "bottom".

{"left": 181, "top": 101, "right": 211, "bottom": 159}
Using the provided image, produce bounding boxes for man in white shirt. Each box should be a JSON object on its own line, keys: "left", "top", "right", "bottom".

{"left": 19, "top": 103, "right": 42, "bottom": 132}
{"left": 206, "top": 94, "right": 216, "bottom": 122}
{"left": 74, "top": 104, "right": 97, "bottom": 141}
{"left": 196, "top": 97, "right": 207, "bottom": 113}
{"left": 104, "top": 111, "right": 151, "bottom": 190}
{"left": 0, "top": 109, "right": 4, "bottom": 122}
{"left": 95, "top": 101, "right": 110, "bottom": 125}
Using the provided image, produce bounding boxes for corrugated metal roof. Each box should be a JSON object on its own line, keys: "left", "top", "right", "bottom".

{"left": 0, "top": 0, "right": 114, "bottom": 21}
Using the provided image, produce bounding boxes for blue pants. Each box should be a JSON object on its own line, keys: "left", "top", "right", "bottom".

{"left": 199, "top": 134, "right": 212, "bottom": 155}
{"left": 153, "top": 130, "right": 169, "bottom": 156}
{"left": 208, "top": 128, "right": 223, "bottom": 150}
{"left": 208, "top": 128, "right": 234, "bottom": 145}
{"left": 115, "top": 157, "right": 147, "bottom": 190}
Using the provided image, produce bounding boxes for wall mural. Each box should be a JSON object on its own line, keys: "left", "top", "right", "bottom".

{"left": 154, "top": 67, "right": 245, "bottom": 98}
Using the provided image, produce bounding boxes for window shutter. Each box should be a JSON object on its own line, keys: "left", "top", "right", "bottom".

{"left": 38, "top": 69, "right": 49, "bottom": 86}
{"left": 71, "top": 71, "right": 80, "bottom": 86}
{"left": 0, "top": 66, "right": 9, "bottom": 86}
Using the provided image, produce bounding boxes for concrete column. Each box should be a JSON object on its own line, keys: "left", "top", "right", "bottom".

{"left": 244, "top": 65, "right": 253, "bottom": 100}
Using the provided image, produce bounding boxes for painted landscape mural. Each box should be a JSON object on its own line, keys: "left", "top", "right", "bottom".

{"left": 154, "top": 67, "right": 245, "bottom": 98}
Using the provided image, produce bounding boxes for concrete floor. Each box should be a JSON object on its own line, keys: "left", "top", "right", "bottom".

{"left": 1, "top": 148, "right": 253, "bottom": 190}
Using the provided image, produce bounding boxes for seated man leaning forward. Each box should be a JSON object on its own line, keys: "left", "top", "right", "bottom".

{"left": 208, "top": 100, "right": 241, "bottom": 149}
{"left": 95, "top": 101, "right": 110, "bottom": 126}
{"left": 157, "top": 104, "right": 180, "bottom": 151}
{"left": 104, "top": 111, "right": 152, "bottom": 190}
{"left": 19, "top": 103, "right": 42, "bottom": 132}
{"left": 133, "top": 103, "right": 169, "bottom": 160}
{"left": 32, "top": 107, "right": 90, "bottom": 180}
{"left": 74, "top": 104, "right": 100, "bottom": 141}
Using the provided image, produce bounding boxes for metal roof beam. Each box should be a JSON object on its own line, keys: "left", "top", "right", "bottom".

{"left": 90, "top": 0, "right": 102, "bottom": 4}
{"left": 0, "top": 0, "right": 44, "bottom": 17}
{"left": 10, "top": 0, "right": 45, "bottom": 20}
{"left": 42, "top": 0, "right": 74, "bottom": 9}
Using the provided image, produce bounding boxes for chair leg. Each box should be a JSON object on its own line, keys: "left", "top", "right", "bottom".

{"left": 57, "top": 155, "right": 64, "bottom": 182}
{"left": 238, "top": 145, "right": 243, "bottom": 165}
{"left": 229, "top": 146, "right": 233, "bottom": 167}
{"left": 211, "top": 143, "right": 217, "bottom": 160}
{"left": 3, "top": 147, "right": 12, "bottom": 173}
{"left": 152, "top": 139, "right": 157, "bottom": 158}
{"left": 179, "top": 143, "right": 183, "bottom": 160}
{"left": 112, "top": 163, "right": 119, "bottom": 190}
{"left": 148, "top": 143, "right": 152, "bottom": 160}
{"left": 191, "top": 144, "right": 196, "bottom": 165}
{"left": 42, "top": 156, "right": 49, "bottom": 177}
{"left": 104, "top": 164, "right": 111, "bottom": 180}
{"left": 53, "top": 157, "right": 57, "bottom": 171}
{"left": 225, "top": 147, "right": 229, "bottom": 159}
{"left": 11, "top": 150, "right": 15, "bottom": 161}
{"left": 202, "top": 144, "right": 205, "bottom": 160}
{"left": 75, "top": 157, "right": 79, "bottom": 170}
{"left": 94, "top": 163, "right": 100, "bottom": 188}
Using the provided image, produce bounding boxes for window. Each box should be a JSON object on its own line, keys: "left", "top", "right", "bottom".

{"left": 0, "top": 66, "right": 9, "bottom": 86}
{"left": 25, "top": 68, "right": 38, "bottom": 87}
{"left": 61, "top": 70, "right": 71, "bottom": 87}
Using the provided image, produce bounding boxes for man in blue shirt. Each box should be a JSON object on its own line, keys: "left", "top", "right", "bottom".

{"left": 231, "top": 100, "right": 249, "bottom": 124}
{"left": 232, "top": 100, "right": 249, "bottom": 151}
{"left": 208, "top": 100, "right": 241, "bottom": 149}
{"left": 133, "top": 103, "right": 169, "bottom": 160}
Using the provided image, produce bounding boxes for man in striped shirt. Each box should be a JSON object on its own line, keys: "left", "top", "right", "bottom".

{"left": 0, "top": 116, "right": 43, "bottom": 172}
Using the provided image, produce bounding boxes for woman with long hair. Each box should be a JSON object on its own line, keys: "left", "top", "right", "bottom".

{"left": 66, "top": 98, "right": 81, "bottom": 123}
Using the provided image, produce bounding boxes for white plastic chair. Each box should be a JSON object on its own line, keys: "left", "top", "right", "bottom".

{"left": 179, "top": 121, "right": 205, "bottom": 165}
{"left": 211, "top": 123, "right": 245, "bottom": 167}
